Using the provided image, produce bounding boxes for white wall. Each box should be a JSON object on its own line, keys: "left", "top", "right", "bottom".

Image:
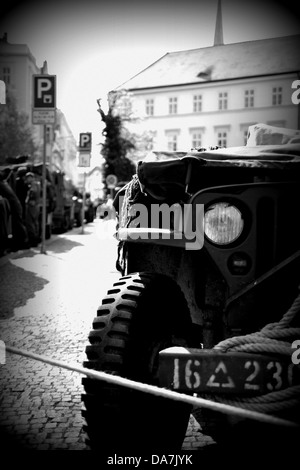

{"left": 129, "top": 73, "right": 298, "bottom": 152}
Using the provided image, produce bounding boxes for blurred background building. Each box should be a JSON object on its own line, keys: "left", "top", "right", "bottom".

{"left": 0, "top": 33, "right": 79, "bottom": 185}
{"left": 113, "top": 1, "right": 300, "bottom": 154}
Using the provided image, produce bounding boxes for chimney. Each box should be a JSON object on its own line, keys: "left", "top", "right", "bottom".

{"left": 214, "top": 0, "right": 224, "bottom": 46}
{"left": 41, "top": 60, "right": 48, "bottom": 74}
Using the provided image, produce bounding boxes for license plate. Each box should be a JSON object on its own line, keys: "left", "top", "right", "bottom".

{"left": 158, "top": 347, "right": 300, "bottom": 395}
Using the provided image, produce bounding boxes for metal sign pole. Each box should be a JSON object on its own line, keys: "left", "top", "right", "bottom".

{"left": 106, "top": 175, "right": 118, "bottom": 202}
{"left": 32, "top": 67, "right": 56, "bottom": 254}
{"left": 78, "top": 133, "right": 92, "bottom": 233}
{"left": 40, "top": 124, "right": 47, "bottom": 254}
{"left": 81, "top": 172, "right": 86, "bottom": 234}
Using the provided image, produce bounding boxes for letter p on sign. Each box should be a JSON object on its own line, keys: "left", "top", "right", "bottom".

{"left": 33, "top": 75, "right": 56, "bottom": 108}
{"left": 79, "top": 132, "right": 92, "bottom": 151}
{"left": 37, "top": 78, "right": 52, "bottom": 98}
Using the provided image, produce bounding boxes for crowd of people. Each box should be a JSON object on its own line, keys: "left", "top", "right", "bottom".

{"left": 0, "top": 167, "right": 43, "bottom": 256}
{"left": 0, "top": 162, "right": 117, "bottom": 257}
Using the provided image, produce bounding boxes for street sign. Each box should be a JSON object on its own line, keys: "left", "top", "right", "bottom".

{"left": 106, "top": 174, "right": 118, "bottom": 188}
{"left": 79, "top": 132, "right": 92, "bottom": 151}
{"left": 33, "top": 75, "right": 56, "bottom": 108}
{"left": 32, "top": 75, "right": 56, "bottom": 125}
{"left": 32, "top": 109, "right": 56, "bottom": 125}
{"left": 31, "top": 74, "right": 57, "bottom": 254}
{"left": 78, "top": 153, "right": 91, "bottom": 167}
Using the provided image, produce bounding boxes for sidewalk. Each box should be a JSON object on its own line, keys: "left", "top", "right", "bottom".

{"left": 0, "top": 221, "right": 119, "bottom": 450}
{"left": 0, "top": 220, "right": 214, "bottom": 451}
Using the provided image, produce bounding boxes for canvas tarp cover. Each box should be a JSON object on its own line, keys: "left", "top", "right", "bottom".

{"left": 136, "top": 143, "right": 300, "bottom": 201}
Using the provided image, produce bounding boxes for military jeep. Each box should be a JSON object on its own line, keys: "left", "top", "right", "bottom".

{"left": 82, "top": 124, "right": 300, "bottom": 453}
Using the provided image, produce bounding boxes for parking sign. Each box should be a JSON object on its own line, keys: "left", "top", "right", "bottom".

{"left": 33, "top": 75, "right": 56, "bottom": 108}
{"left": 79, "top": 132, "right": 92, "bottom": 151}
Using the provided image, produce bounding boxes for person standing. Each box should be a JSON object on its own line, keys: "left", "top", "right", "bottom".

{"left": 24, "top": 172, "right": 41, "bottom": 247}
{"left": 15, "top": 167, "right": 28, "bottom": 223}
{"left": 0, "top": 172, "right": 28, "bottom": 251}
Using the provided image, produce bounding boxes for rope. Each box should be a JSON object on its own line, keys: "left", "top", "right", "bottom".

{"left": 214, "top": 334, "right": 292, "bottom": 354}
{"left": 220, "top": 342, "right": 292, "bottom": 355}
{"left": 5, "top": 344, "right": 298, "bottom": 429}
{"left": 215, "top": 290, "right": 300, "bottom": 353}
{"left": 272, "top": 293, "right": 300, "bottom": 328}
{"left": 210, "top": 289, "right": 300, "bottom": 416}
{"left": 205, "top": 394, "right": 300, "bottom": 414}
{"left": 226, "top": 385, "right": 300, "bottom": 404}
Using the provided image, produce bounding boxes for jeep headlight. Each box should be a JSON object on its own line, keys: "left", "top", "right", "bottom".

{"left": 204, "top": 202, "right": 244, "bottom": 245}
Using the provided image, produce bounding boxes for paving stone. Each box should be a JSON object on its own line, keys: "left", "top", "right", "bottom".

{"left": 0, "top": 225, "right": 213, "bottom": 452}
{"left": 30, "top": 417, "right": 47, "bottom": 424}
{"left": 45, "top": 422, "right": 57, "bottom": 429}
{"left": 30, "top": 424, "right": 43, "bottom": 430}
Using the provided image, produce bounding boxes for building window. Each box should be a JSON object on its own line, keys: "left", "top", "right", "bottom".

{"left": 240, "top": 123, "right": 256, "bottom": 146}
{"left": 272, "top": 87, "right": 282, "bottom": 106}
{"left": 145, "top": 98, "right": 154, "bottom": 116}
{"left": 145, "top": 131, "right": 156, "bottom": 151}
{"left": 244, "top": 89, "right": 254, "bottom": 108}
{"left": 218, "top": 92, "right": 228, "bottom": 110}
{"left": 193, "top": 95, "right": 202, "bottom": 112}
{"left": 167, "top": 134, "right": 178, "bottom": 151}
{"left": 2, "top": 67, "right": 10, "bottom": 85}
{"left": 217, "top": 131, "right": 227, "bottom": 147}
{"left": 169, "top": 97, "right": 178, "bottom": 114}
{"left": 120, "top": 97, "right": 132, "bottom": 117}
{"left": 191, "top": 132, "right": 202, "bottom": 149}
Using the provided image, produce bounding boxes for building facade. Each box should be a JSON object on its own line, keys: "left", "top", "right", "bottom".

{"left": 0, "top": 32, "right": 44, "bottom": 148}
{"left": 0, "top": 33, "right": 78, "bottom": 183}
{"left": 114, "top": 34, "right": 300, "bottom": 153}
{"left": 48, "top": 110, "right": 79, "bottom": 184}
{"left": 0, "top": 33, "right": 40, "bottom": 117}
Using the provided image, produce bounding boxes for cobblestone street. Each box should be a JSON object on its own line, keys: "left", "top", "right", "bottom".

{"left": 0, "top": 219, "right": 214, "bottom": 454}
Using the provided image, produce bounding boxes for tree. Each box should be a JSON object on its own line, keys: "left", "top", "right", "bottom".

{"left": 97, "top": 91, "right": 136, "bottom": 186}
{"left": 0, "top": 89, "right": 37, "bottom": 165}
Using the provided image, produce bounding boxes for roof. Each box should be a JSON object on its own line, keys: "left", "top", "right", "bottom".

{"left": 0, "top": 37, "right": 38, "bottom": 67}
{"left": 117, "top": 35, "right": 300, "bottom": 91}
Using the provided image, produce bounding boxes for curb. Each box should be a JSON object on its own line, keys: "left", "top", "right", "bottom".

{"left": 0, "top": 233, "right": 60, "bottom": 266}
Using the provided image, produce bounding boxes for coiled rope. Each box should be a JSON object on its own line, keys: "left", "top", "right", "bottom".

{"left": 210, "top": 288, "right": 300, "bottom": 417}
